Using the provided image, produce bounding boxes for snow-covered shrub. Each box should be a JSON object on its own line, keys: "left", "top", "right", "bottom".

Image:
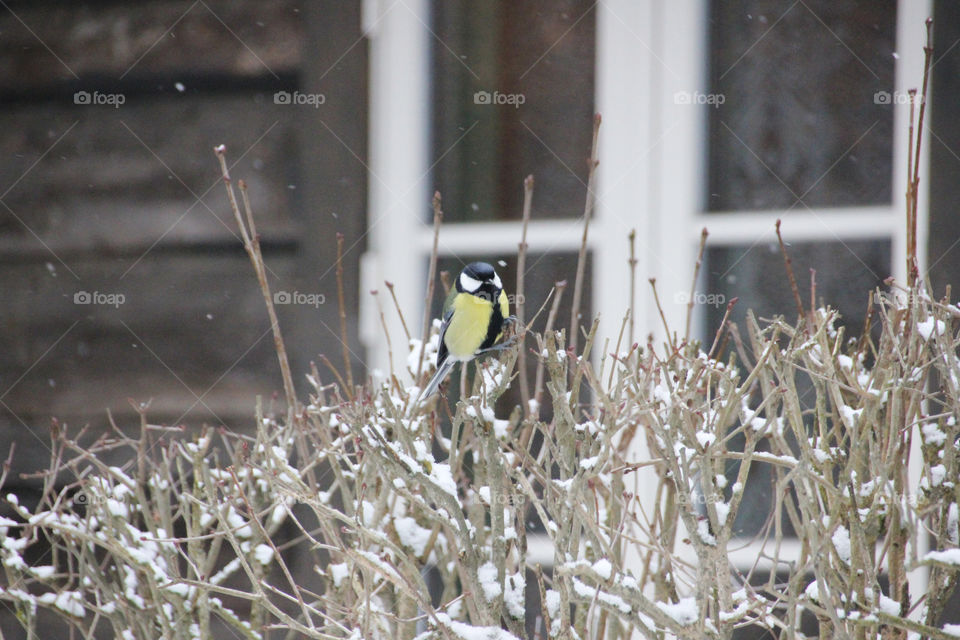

{"left": 3, "top": 118, "right": 959, "bottom": 638}
{"left": 0, "top": 287, "right": 958, "bottom": 639}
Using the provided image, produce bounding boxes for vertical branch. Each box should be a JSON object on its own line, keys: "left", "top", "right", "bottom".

{"left": 215, "top": 147, "right": 298, "bottom": 421}
{"left": 607, "top": 311, "right": 631, "bottom": 390}
{"left": 517, "top": 175, "right": 535, "bottom": 415}
{"left": 384, "top": 280, "right": 412, "bottom": 343}
{"left": 707, "top": 297, "right": 738, "bottom": 360}
{"left": 569, "top": 114, "right": 601, "bottom": 353}
{"left": 685, "top": 228, "right": 709, "bottom": 342}
{"left": 439, "top": 270, "right": 452, "bottom": 296}
{"left": 417, "top": 192, "right": 444, "bottom": 381}
{"left": 907, "top": 18, "right": 934, "bottom": 287}
{"left": 776, "top": 219, "right": 810, "bottom": 334}
{"left": 533, "top": 281, "right": 567, "bottom": 418}
{"left": 628, "top": 229, "right": 637, "bottom": 347}
{"left": 649, "top": 278, "right": 673, "bottom": 347}
{"left": 906, "top": 93, "right": 917, "bottom": 288}
{"left": 810, "top": 268, "right": 817, "bottom": 317}
{"left": 335, "top": 233, "right": 354, "bottom": 394}
{"left": 371, "top": 290, "right": 395, "bottom": 385}
{"left": 895, "top": 22, "right": 933, "bottom": 611}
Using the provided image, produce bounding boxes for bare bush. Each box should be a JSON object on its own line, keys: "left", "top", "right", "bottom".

{"left": 1, "top": 278, "right": 959, "bottom": 639}
{"left": 2, "top": 31, "right": 958, "bottom": 639}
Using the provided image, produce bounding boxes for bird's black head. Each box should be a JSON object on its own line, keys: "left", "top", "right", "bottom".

{"left": 456, "top": 261, "right": 503, "bottom": 301}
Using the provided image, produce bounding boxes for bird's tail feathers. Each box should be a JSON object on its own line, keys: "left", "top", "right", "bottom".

{"left": 417, "top": 359, "right": 456, "bottom": 404}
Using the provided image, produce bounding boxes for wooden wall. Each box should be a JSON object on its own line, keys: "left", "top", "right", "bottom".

{"left": 0, "top": 1, "right": 368, "bottom": 481}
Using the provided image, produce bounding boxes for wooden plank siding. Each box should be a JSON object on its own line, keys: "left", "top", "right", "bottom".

{"left": 0, "top": 2, "right": 367, "bottom": 636}
{"left": 0, "top": 1, "right": 368, "bottom": 482}
{"left": 0, "top": 1, "right": 303, "bottom": 90}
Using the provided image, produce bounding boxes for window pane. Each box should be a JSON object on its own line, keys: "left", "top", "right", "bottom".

{"left": 707, "top": 1, "right": 897, "bottom": 211}
{"left": 704, "top": 240, "right": 890, "bottom": 538}
{"left": 704, "top": 240, "right": 890, "bottom": 342}
{"left": 431, "top": 1, "right": 596, "bottom": 222}
{"left": 929, "top": 1, "right": 960, "bottom": 300}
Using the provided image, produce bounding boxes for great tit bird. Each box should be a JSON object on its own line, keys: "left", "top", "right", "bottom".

{"left": 418, "top": 261, "right": 510, "bottom": 401}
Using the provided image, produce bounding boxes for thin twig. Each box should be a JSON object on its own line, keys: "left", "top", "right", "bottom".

{"left": 685, "top": 228, "right": 709, "bottom": 342}
{"left": 417, "top": 193, "right": 445, "bottom": 383}
{"left": 534, "top": 280, "right": 567, "bottom": 415}
{"left": 907, "top": 92, "right": 916, "bottom": 287}
{"left": 707, "top": 297, "right": 738, "bottom": 360}
{"left": 439, "top": 270, "right": 452, "bottom": 297}
{"left": 525, "top": 285, "right": 558, "bottom": 331}
{"left": 569, "top": 114, "right": 601, "bottom": 353}
{"left": 907, "top": 18, "right": 934, "bottom": 287}
{"left": 809, "top": 268, "right": 817, "bottom": 318}
{"left": 607, "top": 310, "right": 631, "bottom": 390}
{"left": 335, "top": 232, "right": 355, "bottom": 394}
{"left": 385, "top": 280, "right": 412, "bottom": 343}
{"left": 858, "top": 290, "right": 875, "bottom": 357}
{"left": 628, "top": 229, "right": 637, "bottom": 347}
{"left": 517, "top": 175, "right": 535, "bottom": 415}
{"left": 371, "top": 289, "right": 395, "bottom": 387}
{"left": 215, "top": 147, "right": 298, "bottom": 422}
{"left": 318, "top": 354, "right": 349, "bottom": 393}
{"left": 775, "top": 219, "right": 809, "bottom": 334}
{"left": 648, "top": 278, "right": 672, "bottom": 348}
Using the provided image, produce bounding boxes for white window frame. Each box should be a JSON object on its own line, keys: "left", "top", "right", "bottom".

{"left": 597, "top": 0, "right": 932, "bottom": 605}
{"left": 362, "top": 0, "right": 933, "bottom": 603}
{"left": 361, "top": 0, "right": 590, "bottom": 371}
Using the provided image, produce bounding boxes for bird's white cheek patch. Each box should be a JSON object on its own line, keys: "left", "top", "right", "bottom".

{"left": 492, "top": 273, "right": 502, "bottom": 289}
{"left": 460, "top": 272, "right": 483, "bottom": 293}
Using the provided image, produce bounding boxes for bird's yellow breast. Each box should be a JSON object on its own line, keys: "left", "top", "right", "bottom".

{"left": 444, "top": 292, "right": 507, "bottom": 360}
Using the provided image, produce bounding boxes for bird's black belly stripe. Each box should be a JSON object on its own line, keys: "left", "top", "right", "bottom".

{"left": 479, "top": 299, "right": 505, "bottom": 352}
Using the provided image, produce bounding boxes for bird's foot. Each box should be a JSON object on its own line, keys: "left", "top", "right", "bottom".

{"left": 478, "top": 336, "right": 519, "bottom": 356}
